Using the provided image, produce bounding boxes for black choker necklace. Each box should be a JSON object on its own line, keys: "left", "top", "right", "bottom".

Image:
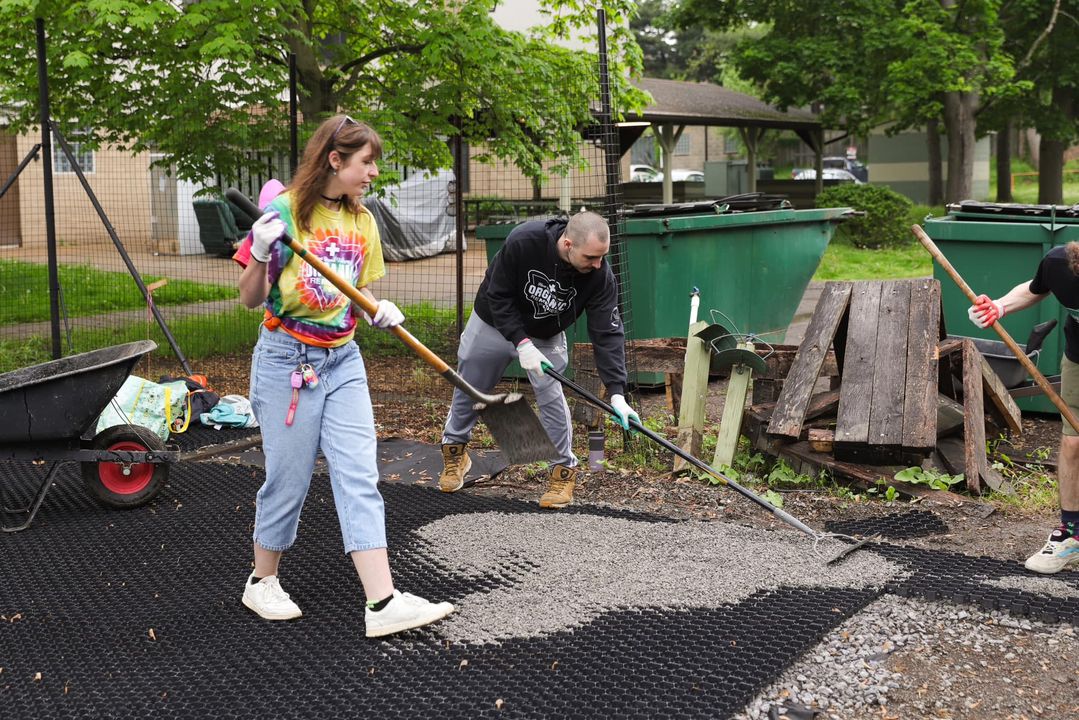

{"left": 321, "top": 194, "right": 346, "bottom": 204}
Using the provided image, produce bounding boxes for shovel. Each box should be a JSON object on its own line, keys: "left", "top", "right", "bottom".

{"left": 225, "top": 188, "right": 557, "bottom": 465}
{"left": 543, "top": 368, "right": 879, "bottom": 564}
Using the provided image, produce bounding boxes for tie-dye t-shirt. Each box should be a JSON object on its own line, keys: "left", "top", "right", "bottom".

{"left": 233, "top": 191, "right": 385, "bottom": 347}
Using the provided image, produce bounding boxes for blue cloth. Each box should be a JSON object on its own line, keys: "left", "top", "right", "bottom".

{"left": 199, "top": 404, "right": 253, "bottom": 428}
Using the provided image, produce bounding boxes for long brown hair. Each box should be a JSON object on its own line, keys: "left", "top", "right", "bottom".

{"left": 287, "top": 114, "right": 383, "bottom": 235}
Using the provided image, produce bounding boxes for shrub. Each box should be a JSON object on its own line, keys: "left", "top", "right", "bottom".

{"left": 817, "top": 184, "right": 914, "bottom": 249}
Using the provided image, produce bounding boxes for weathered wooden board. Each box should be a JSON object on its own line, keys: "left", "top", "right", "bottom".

{"left": 902, "top": 280, "right": 941, "bottom": 450}
{"left": 866, "top": 281, "right": 911, "bottom": 448}
{"left": 835, "top": 281, "right": 884, "bottom": 449}
{"left": 978, "top": 354, "right": 1023, "bottom": 435}
{"left": 963, "top": 339, "right": 987, "bottom": 495}
{"left": 768, "top": 282, "right": 852, "bottom": 439}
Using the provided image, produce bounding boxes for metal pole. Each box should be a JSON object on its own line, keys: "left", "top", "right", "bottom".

{"left": 288, "top": 53, "right": 298, "bottom": 177}
{"left": 36, "top": 18, "right": 61, "bottom": 359}
{"left": 453, "top": 117, "right": 465, "bottom": 336}
{"left": 0, "top": 145, "right": 41, "bottom": 201}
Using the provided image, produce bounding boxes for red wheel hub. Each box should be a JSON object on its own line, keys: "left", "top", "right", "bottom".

{"left": 97, "top": 440, "right": 155, "bottom": 495}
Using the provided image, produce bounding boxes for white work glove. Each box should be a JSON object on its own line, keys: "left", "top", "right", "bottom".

{"left": 250, "top": 210, "right": 285, "bottom": 264}
{"left": 609, "top": 393, "right": 641, "bottom": 431}
{"left": 365, "top": 299, "right": 405, "bottom": 329}
{"left": 516, "top": 338, "right": 551, "bottom": 374}
{"left": 967, "top": 294, "right": 1005, "bottom": 329}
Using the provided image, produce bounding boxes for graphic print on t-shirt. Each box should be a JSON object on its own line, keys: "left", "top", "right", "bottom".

{"left": 525, "top": 269, "right": 577, "bottom": 320}
{"left": 289, "top": 227, "right": 363, "bottom": 317}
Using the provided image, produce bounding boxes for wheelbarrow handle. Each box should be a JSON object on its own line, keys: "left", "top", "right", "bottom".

{"left": 911, "top": 223, "right": 1079, "bottom": 435}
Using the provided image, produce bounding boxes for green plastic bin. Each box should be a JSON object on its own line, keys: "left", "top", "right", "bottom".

{"left": 925, "top": 207, "right": 1079, "bottom": 413}
{"left": 477, "top": 205, "right": 850, "bottom": 383}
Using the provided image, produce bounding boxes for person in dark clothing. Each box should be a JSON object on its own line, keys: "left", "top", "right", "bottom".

{"left": 438, "top": 211, "right": 638, "bottom": 508}
{"left": 969, "top": 243, "right": 1079, "bottom": 573}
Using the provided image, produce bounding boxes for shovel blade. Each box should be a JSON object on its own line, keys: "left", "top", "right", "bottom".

{"left": 477, "top": 394, "right": 558, "bottom": 465}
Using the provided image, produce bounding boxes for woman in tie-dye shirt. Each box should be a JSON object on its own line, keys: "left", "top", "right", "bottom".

{"left": 233, "top": 115, "right": 454, "bottom": 637}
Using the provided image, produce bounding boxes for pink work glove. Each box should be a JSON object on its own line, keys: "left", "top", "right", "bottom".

{"left": 967, "top": 294, "right": 1005, "bottom": 329}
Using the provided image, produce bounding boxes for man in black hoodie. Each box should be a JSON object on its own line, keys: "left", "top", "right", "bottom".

{"left": 438, "top": 211, "right": 638, "bottom": 508}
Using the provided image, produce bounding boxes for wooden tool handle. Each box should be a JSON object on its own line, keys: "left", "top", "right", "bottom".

{"left": 281, "top": 237, "right": 449, "bottom": 373}
{"left": 225, "top": 187, "right": 449, "bottom": 374}
{"left": 911, "top": 223, "right": 1079, "bottom": 434}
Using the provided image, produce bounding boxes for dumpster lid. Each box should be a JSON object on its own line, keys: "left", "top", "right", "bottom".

{"left": 947, "top": 200, "right": 1079, "bottom": 224}
{"left": 626, "top": 192, "right": 792, "bottom": 218}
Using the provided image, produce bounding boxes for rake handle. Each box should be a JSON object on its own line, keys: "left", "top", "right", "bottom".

{"left": 543, "top": 368, "right": 820, "bottom": 538}
{"left": 911, "top": 224, "right": 1079, "bottom": 434}
{"left": 225, "top": 188, "right": 449, "bottom": 374}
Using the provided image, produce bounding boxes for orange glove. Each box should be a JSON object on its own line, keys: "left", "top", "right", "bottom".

{"left": 967, "top": 294, "right": 1005, "bottom": 329}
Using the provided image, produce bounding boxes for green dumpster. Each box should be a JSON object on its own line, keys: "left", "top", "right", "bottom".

{"left": 925, "top": 202, "right": 1079, "bottom": 413}
{"left": 477, "top": 204, "right": 851, "bottom": 383}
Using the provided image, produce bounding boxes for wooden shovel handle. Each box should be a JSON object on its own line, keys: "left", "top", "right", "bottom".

{"left": 911, "top": 223, "right": 1079, "bottom": 434}
{"left": 224, "top": 187, "right": 449, "bottom": 373}
{"left": 280, "top": 237, "right": 449, "bottom": 373}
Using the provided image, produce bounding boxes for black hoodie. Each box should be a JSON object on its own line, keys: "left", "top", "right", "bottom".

{"left": 474, "top": 218, "right": 628, "bottom": 396}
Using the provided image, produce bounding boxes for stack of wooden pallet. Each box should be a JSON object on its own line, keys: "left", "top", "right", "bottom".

{"left": 744, "top": 278, "right": 1022, "bottom": 497}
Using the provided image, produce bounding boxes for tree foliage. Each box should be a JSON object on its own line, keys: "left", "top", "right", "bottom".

{"left": 0, "top": 0, "right": 648, "bottom": 184}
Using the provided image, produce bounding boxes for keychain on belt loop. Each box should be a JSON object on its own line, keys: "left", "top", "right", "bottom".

{"left": 285, "top": 353, "right": 320, "bottom": 426}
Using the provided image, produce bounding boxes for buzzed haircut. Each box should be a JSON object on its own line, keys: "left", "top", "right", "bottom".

{"left": 565, "top": 211, "right": 610, "bottom": 247}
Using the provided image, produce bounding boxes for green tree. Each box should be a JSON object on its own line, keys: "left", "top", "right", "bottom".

{"left": 674, "top": 0, "right": 1030, "bottom": 204}
{"left": 0, "top": 0, "right": 648, "bottom": 184}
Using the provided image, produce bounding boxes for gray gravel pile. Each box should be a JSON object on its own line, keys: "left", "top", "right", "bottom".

{"left": 416, "top": 511, "right": 905, "bottom": 644}
{"left": 731, "top": 594, "right": 1079, "bottom": 719}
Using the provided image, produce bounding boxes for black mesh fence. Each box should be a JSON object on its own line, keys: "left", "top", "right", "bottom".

{"left": 0, "top": 17, "right": 634, "bottom": 404}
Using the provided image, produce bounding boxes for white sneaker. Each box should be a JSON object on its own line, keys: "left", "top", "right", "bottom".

{"left": 365, "top": 590, "right": 454, "bottom": 638}
{"left": 242, "top": 573, "right": 303, "bottom": 620}
{"left": 1024, "top": 527, "right": 1079, "bottom": 574}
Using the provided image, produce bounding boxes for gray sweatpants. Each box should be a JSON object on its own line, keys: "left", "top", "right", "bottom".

{"left": 441, "top": 312, "right": 576, "bottom": 467}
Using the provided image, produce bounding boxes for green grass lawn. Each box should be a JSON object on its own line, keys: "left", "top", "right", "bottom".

{"left": 813, "top": 241, "right": 931, "bottom": 281}
{"left": 0, "top": 259, "right": 237, "bottom": 325}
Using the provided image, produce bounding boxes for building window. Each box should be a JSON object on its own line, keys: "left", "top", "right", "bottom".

{"left": 53, "top": 129, "right": 95, "bottom": 174}
{"left": 673, "top": 133, "right": 690, "bottom": 156}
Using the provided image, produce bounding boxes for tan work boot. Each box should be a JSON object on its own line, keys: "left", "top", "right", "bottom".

{"left": 539, "top": 464, "right": 577, "bottom": 509}
{"left": 439, "top": 443, "right": 472, "bottom": 493}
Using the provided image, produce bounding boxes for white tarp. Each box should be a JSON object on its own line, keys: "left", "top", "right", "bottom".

{"left": 363, "top": 169, "right": 461, "bottom": 261}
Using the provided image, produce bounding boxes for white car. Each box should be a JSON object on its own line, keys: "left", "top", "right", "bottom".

{"left": 671, "top": 169, "right": 704, "bottom": 182}
{"left": 629, "top": 164, "right": 661, "bottom": 182}
{"left": 792, "top": 168, "right": 864, "bottom": 184}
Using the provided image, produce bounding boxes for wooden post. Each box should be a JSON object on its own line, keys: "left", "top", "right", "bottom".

{"left": 674, "top": 319, "right": 711, "bottom": 471}
{"left": 713, "top": 342, "right": 754, "bottom": 468}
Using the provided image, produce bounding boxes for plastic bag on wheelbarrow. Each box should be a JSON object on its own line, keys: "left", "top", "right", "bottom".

{"left": 96, "top": 375, "right": 188, "bottom": 442}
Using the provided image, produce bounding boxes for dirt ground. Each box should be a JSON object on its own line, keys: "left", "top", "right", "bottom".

{"left": 186, "top": 351, "right": 1062, "bottom": 563}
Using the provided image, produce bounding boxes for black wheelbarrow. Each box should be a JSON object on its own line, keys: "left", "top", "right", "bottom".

{"left": 0, "top": 340, "right": 179, "bottom": 532}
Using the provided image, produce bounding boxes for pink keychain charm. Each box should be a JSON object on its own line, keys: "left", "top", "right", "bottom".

{"left": 286, "top": 369, "right": 303, "bottom": 426}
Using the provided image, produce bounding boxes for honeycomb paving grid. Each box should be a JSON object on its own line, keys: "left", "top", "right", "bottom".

{"left": 824, "top": 509, "right": 950, "bottom": 540}
{"left": 0, "top": 460, "right": 1076, "bottom": 719}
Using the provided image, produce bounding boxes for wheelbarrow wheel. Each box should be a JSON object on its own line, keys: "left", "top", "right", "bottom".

{"left": 81, "top": 424, "right": 168, "bottom": 508}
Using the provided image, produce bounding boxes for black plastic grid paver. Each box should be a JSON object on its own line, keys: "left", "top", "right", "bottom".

{"left": 1, "top": 460, "right": 1077, "bottom": 719}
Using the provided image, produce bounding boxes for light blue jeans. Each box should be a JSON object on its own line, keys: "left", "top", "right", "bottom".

{"left": 249, "top": 326, "right": 386, "bottom": 555}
